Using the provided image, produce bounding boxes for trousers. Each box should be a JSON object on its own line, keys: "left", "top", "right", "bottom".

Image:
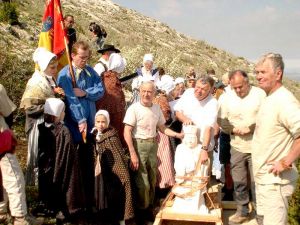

{"left": 0, "top": 153, "right": 27, "bottom": 217}
{"left": 132, "top": 138, "right": 158, "bottom": 209}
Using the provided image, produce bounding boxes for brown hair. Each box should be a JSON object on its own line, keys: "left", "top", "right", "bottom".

{"left": 71, "top": 41, "right": 91, "bottom": 56}
{"left": 197, "top": 74, "right": 215, "bottom": 88}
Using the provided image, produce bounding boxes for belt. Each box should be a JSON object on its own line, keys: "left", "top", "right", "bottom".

{"left": 134, "top": 137, "right": 156, "bottom": 142}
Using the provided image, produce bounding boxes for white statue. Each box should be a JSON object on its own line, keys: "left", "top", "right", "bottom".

{"left": 172, "top": 125, "right": 209, "bottom": 214}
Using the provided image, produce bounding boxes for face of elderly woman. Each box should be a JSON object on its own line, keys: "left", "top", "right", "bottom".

{"left": 144, "top": 61, "right": 153, "bottom": 71}
{"left": 44, "top": 60, "right": 58, "bottom": 77}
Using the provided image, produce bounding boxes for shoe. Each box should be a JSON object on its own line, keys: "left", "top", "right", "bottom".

{"left": 14, "top": 215, "right": 44, "bottom": 225}
{"left": 229, "top": 213, "right": 249, "bottom": 224}
{"left": 0, "top": 213, "right": 12, "bottom": 223}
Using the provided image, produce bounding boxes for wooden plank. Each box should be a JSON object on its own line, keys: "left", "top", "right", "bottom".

{"left": 153, "top": 217, "right": 163, "bottom": 225}
{"left": 160, "top": 208, "right": 222, "bottom": 223}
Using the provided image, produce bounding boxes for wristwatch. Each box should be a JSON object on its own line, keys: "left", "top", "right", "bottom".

{"left": 201, "top": 146, "right": 208, "bottom": 151}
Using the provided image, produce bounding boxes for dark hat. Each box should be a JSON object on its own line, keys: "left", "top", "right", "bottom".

{"left": 97, "top": 44, "right": 120, "bottom": 54}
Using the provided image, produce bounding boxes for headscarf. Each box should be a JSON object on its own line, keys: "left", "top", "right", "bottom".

{"left": 44, "top": 98, "right": 65, "bottom": 117}
{"left": 33, "top": 47, "right": 57, "bottom": 72}
{"left": 143, "top": 53, "right": 154, "bottom": 64}
{"left": 95, "top": 109, "right": 110, "bottom": 126}
{"left": 108, "top": 53, "right": 126, "bottom": 74}
{"left": 157, "top": 75, "right": 175, "bottom": 95}
{"left": 175, "top": 77, "right": 185, "bottom": 85}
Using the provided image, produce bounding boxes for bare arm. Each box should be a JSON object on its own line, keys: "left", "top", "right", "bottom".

{"left": 124, "top": 124, "right": 139, "bottom": 171}
{"left": 175, "top": 111, "right": 193, "bottom": 125}
{"left": 158, "top": 124, "right": 184, "bottom": 139}
{"left": 269, "top": 137, "right": 300, "bottom": 175}
{"left": 199, "top": 126, "right": 213, "bottom": 164}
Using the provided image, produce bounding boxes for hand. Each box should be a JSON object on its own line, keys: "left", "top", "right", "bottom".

{"left": 200, "top": 150, "right": 209, "bottom": 164}
{"left": 73, "top": 88, "right": 86, "bottom": 97}
{"left": 130, "top": 150, "right": 139, "bottom": 171}
{"left": 268, "top": 159, "right": 291, "bottom": 176}
{"left": 176, "top": 132, "right": 184, "bottom": 140}
{"left": 53, "top": 87, "right": 65, "bottom": 96}
{"left": 78, "top": 121, "right": 87, "bottom": 133}
{"left": 233, "top": 127, "right": 250, "bottom": 135}
{"left": 183, "top": 119, "right": 193, "bottom": 125}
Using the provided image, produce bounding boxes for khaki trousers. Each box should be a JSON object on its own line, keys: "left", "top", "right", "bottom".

{"left": 133, "top": 138, "right": 158, "bottom": 209}
{"left": 256, "top": 181, "right": 296, "bottom": 225}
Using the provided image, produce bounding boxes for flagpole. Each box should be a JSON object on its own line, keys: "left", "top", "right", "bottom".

{"left": 59, "top": 20, "right": 76, "bottom": 88}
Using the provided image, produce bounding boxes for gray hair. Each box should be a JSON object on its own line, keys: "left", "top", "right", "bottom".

{"left": 256, "top": 53, "right": 284, "bottom": 73}
{"left": 196, "top": 74, "right": 215, "bottom": 88}
{"left": 139, "top": 81, "right": 157, "bottom": 93}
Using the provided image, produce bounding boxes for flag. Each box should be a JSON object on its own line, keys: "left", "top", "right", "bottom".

{"left": 38, "top": 0, "right": 68, "bottom": 71}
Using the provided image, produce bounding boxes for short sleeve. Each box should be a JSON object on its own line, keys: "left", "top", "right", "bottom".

{"left": 278, "top": 94, "right": 300, "bottom": 139}
{"left": 123, "top": 104, "right": 137, "bottom": 127}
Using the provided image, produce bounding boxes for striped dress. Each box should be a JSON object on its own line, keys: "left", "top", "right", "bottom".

{"left": 154, "top": 94, "right": 175, "bottom": 188}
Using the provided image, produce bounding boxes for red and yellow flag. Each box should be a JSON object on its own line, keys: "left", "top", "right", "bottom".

{"left": 38, "top": 0, "right": 68, "bottom": 71}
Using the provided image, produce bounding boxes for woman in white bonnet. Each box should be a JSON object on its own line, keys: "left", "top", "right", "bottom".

{"left": 37, "top": 98, "right": 85, "bottom": 223}
{"left": 96, "top": 53, "right": 127, "bottom": 146}
{"left": 130, "top": 53, "right": 160, "bottom": 104}
{"left": 20, "top": 47, "right": 63, "bottom": 186}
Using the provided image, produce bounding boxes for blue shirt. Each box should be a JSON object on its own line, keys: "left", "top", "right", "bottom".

{"left": 57, "top": 65, "right": 104, "bottom": 143}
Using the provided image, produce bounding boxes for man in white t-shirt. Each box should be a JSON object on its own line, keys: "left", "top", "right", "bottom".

{"left": 218, "top": 70, "right": 266, "bottom": 223}
{"left": 123, "top": 81, "right": 182, "bottom": 224}
{"left": 94, "top": 44, "right": 120, "bottom": 76}
{"left": 174, "top": 75, "right": 218, "bottom": 165}
{"left": 252, "top": 53, "right": 300, "bottom": 225}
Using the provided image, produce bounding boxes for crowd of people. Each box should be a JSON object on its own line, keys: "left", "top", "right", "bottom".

{"left": 0, "top": 14, "right": 299, "bottom": 225}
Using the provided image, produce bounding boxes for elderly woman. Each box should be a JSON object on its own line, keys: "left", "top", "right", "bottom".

{"left": 20, "top": 47, "right": 63, "bottom": 186}
{"left": 96, "top": 53, "right": 127, "bottom": 146}
{"left": 174, "top": 77, "right": 185, "bottom": 97}
{"left": 130, "top": 53, "right": 159, "bottom": 105}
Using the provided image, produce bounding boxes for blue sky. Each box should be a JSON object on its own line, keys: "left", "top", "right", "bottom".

{"left": 113, "top": 0, "right": 300, "bottom": 74}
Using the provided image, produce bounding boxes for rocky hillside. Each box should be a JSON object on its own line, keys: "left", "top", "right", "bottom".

{"left": 1, "top": 0, "right": 252, "bottom": 76}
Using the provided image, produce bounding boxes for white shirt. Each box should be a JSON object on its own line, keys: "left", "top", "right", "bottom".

{"left": 94, "top": 58, "right": 108, "bottom": 76}
{"left": 174, "top": 88, "right": 218, "bottom": 151}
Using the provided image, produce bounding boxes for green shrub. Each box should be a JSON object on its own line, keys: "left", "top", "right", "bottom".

{"left": 0, "top": 2, "right": 19, "bottom": 25}
{"left": 288, "top": 160, "right": 300, "bottom": 225}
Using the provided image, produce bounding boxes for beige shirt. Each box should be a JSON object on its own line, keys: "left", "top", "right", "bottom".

{"left": 123, "top": 102, "right": 166, "bottom": 139}
{"left": 218, "top": 86, "right": 266, "bottom": 153}
{"left": 0, "top": 84, "right": 16, "bottom": 117}
{"left": 252, "top": 86, "right": 300, "bottom": 184}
